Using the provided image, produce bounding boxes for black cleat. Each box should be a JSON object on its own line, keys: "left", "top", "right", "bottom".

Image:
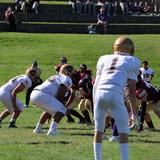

{"left": 78, "top": 119, "right": 86, "bottom": 124}
{"left": 8, "top": 123, "right": 17, "bottom": 128}
{"left": 137, "top": 124, "right": 143, "bottom": 132}
{"left": 66, "top": 118, "right": 75, "bottom": 123}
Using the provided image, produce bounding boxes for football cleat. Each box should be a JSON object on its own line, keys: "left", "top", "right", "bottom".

{"left": 144, "top": 128, "right": 155, "bottom": 132}
{"left": 33, "top": 127, "right": 43, "bottom": 134}
{"left": 129, "top": 123, "right": 136, "bottom": 130}
{"left": 137, "top": 124, "right": 143, "bottom": 132}
{"left": 78, "top": 119, "right": 86, "bottom": 124}
{"left": 47, "top": 128, "right": 57, "bottom": 136}
{"left": 8, "top": 123, "right": 17, "bottom": 128}
{"left": 103, "top": 134, "right": 109, "bottom": 140}
{"left": 109, "top": 136, "right": 119, "bottom": 142}
{"left": 66, "top": 118, "right": 75, "bottom": 123}
{"left": 24, "top": 104, "right": 29, "bottom": 108}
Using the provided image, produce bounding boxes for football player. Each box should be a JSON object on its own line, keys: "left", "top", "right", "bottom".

{"left": 0, "top": 68, "right": 36, "bottom": 128}
{"left": 135, "top": 73, "right": 160, "bottom": 132}
{"left": 55, "top": 56, "right": 67, "bottom": 73}
{"left": 31, "top": 64, "right": 75, "bottom": 136}
{"left": 93, "top": 37, "right": 140, "bottom": 160}
{"left": 78, "top": 76, "right": 93, "bottom": 124}
{"left": 70, "top": 64, "right": 93, "bottom": 124}
{"left": 54, "top": 57, "right": 86, "bottom": 123}
{"left": 24, "top": 60, "right": 43, "bottom": 108}
{"left": 140, "top": 60, "right": 154, "bottom": 83}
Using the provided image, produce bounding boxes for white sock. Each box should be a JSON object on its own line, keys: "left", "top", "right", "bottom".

{"left": 49, "top": 121, "right": 57, "bottom": 131}
{"left": 128, "top": 112, "right": 132, "bottom": 119}
{"left": 10, "top": 118, "right": 16, "bottom": 123}
{"left": 120, "top": 143, "right": 129, "bottom": 160}
{"left": 93, "top": 142, "right": 102, "bottom": 160}
{"left": 35, "top": 122, "right": 42, "bottom": 130}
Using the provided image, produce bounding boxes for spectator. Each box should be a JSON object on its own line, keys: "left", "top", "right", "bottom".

{"left": 97, "top": 7, "right": 107, "bottom": 33}
{"left": 104, "top": 0, "right": 112, "bottom": 16}
{"left": 24, "top": 60, "right": 43, "bottom": 108}
{"left": 128, "top": 0, "right": 139, "bottom": 15}
{"left": 69, "top": 0, "right": 76, "bottom": 14}
{"left": 120, "top": 0, "right": 129, "bottom": 15}
{"left": 137, "top": 0, "right": 144, "bottom": 14}
{"left": 84, "top": 0, "right": 96, "bottom": 15}
{"left": 114, "top": 0, "right": 121, "bottom": 15}
{"left": 5, "top": 7, "right": 16, "bottom": 32}
{"left": 87, "top": 24, "right": 97, "bottom": 34}
{"left": 140, "top": 60, "right": 154, "bottom": 83}
{"left": 32, "top": 0, "right": 40, "bottom": 14}
{"left": 27, "top": 0, "right": 40, "bottom": 14}
{"left": 15, "top": 0, "right": 27, "bottom": 14}
{"left": 97, "top": 0, "right": 105, "bottom": 6}
{"left": 75, "top": 0, "right": 83, "bottom": 14}
{"left": 143, "top": 1, "right": 154, "bottom": 14}
{"left": 152, "top": 0, "right": 160, "bottom": 15}
{"left": 75, "top": 0, "right": 92, "bottom": 15}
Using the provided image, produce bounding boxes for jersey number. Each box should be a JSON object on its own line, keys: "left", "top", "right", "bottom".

{"left": 107, "top": 57, "right": 118, "bottom": 74}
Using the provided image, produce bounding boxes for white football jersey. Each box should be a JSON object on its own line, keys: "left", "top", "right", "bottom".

{"left": 95, "top": 52, "right": 140, "bottom": 95}
{"left": 140, "top": 67, "right": 154, "bottom": 82}
{"left": 1, "top": 75, "right": 32, "bottom": 91}
{"left": 35, "top": 74, "right": 72, "bottom": 97}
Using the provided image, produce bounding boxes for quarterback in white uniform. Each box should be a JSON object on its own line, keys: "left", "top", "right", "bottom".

{"left": 93, "top": 37, "right": 140, "bottom": 160}
{"left": 31, "top": 64, "right": 75, "bottom": 136}
{"left": 0, "top": 68, "right": 36, "bottom": 128}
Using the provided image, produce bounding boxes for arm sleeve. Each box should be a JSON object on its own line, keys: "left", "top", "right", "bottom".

{"left": 22, "top": 78, "right": 32, "bottom": 89}
{"left": 129, "top": 57, "right": 140, "bottom": 81}
{"left": 61, "top": 76, "right": 73, "bottom": 89}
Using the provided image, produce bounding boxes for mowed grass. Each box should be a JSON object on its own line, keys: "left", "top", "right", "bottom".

{"left": 0, "top": 33, "right": 160, "bottom": 160}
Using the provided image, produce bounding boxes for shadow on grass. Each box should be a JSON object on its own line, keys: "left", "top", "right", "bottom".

{"left": 26, "top": 141, "right": 72, "bottom": 145}
{"left": 22, "top": 125, "right": 94, "bottom": 131}
{"left": 70, "top": 133, "right": 94, "bottom": 137}
{"left": 130, "top": 139, "right": 160, "bottom": 144}
{"left": 22, "top": 126, "right": 49, "bottom": 129}
{"left": 59, "top": 127, "right": 94, "bottom": 131}
{"left": 138, "top": 139, "right": 160, "bottom": 144}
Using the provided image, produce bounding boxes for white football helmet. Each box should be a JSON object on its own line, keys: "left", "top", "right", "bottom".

{"left": 59, "top": 64, "right": 75, "bottom": 77}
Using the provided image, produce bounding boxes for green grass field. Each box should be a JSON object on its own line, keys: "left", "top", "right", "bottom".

{"left": 0, "top": 33, "right": 160, "bottom": 160}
